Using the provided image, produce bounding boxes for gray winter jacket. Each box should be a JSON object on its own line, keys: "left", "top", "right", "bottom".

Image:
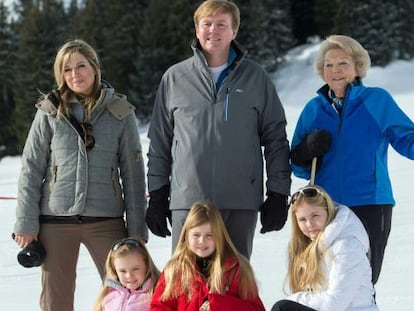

{"left": 147, "top": 40, "right": 291, "bottom": 211}
{"left": 14, "top": 85, "right": 148, "bottom": 240}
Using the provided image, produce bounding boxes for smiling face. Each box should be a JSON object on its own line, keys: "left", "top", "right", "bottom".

{"left": 295, "top": 202, "right": 329, "bottom": 240}
{"left": 188, "top": 223, "right": 216, "bottom": 258}
{"left": 195, "top": 12, "right": 236, "bottom": 66}
{"left": 63, "top": 52, "right": 96, "bottom": 97}
{"left": 114, "top": 253, "right": 147, "bottom": 291}
{"left": 323, "top": 48, "right": 357, "bottom": 97}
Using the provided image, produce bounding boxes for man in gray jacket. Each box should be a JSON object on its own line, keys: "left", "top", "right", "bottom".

{"left": 146, "top": 0, "right": 291, "bottom": 259}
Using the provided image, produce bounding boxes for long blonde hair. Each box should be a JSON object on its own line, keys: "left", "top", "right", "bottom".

{"left": 93, "top": 237, "right": 160, "bottom": 311}
{"left": 53, "top": 39, "right": 102, "bottom": 121}
{"left": 286, "top": 185, "right": 337, "bottom": 293}
{"left": 160, "top": 202, "right": 259, "bottom": 301}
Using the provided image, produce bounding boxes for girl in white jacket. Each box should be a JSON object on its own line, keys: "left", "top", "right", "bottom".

{"left": 93, "top": 237, "right": 160, "bottom": 311}
{"left": 272, "top": 185, "right": 378, "bottom": 311}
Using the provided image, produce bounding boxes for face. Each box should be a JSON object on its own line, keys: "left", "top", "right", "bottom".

{"left": 188, "top": 223, "right": 216, "bottom": 258}
{"left": 295, "top": 202, "right": 329, "bottom": 240}
{"left": 195, "top": 12, "right": 236, "bottom": 62}
{"left": 114, "top": 253, "right": 147, "bottom": 291}
{"left": 323, "top": 48, "right": 357, "bottom": 97}
{"left": 63, "top": 52, "right": 96, "bottom": 97}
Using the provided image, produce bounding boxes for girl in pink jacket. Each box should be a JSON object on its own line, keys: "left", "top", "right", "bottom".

{"left": 94, "top": 237, "right": 160, "bottom": 311}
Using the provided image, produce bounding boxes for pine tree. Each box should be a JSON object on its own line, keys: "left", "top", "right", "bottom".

{"left": 260, "top": 0, "right": 295, "bottom": 72}
{"left": 394, "top": 0, "right": 414, "bottom": 60}
{"left": 237, "top": 0, "right": 264, "bottom": 62}
{"left": 314, "top": 0, "right": 340, "bottom": 39}
{"left": 129, "top": 0, "right": 194, "bottom": 121}
{"left": 0, "top": 1, "right": 18, "bottom": 157}
{"left": 335, "top": 0, "right": 398, "bottom": 66}
{"left": 290, "top": 0, "right": 318, "bottom": 44}
{"left": 11, "top": 0, "right": 66, "bottom": 152}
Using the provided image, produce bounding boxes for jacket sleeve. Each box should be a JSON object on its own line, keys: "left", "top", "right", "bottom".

{"left": 147, "top": 76, "right": 173, "bottom": 192}
{"left": 367, "top": 87, "right": 414, "bottom": 159}
{"left": 118, "top": 113, "right": 148, "bottom": 240}
{"left": 290, "top": 98, "right": 322, "bottom": 181}
{"left": 260, "top": 73, "right": 291, "bottom": 195}
{"left": 14, "top": 110, "right": 52, "bottom": 234}
{"left": 287, "top": 238, "right": 370, "bottom": 311}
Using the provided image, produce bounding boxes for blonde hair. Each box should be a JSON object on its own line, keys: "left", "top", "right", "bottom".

{"left": 160, "top": 202, "right": 259, "bottom": 301}
{"left": 93, "top": 237, "right": 160, "bottom": 311}
{"left": 315, "top": 35, "right": 371, "bottom": 80}
{"left": 286, "top": 185, "right": 337, "bottom": 293}
{"left": 53, "top": 39, "right": 102, "bottom": 120}
{"left": 194, "top": 0, "right": 240, "bottom": 35}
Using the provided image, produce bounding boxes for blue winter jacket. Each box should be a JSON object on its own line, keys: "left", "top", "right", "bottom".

{"left": 291, "top": 82, "right": 414, "bottom": 207}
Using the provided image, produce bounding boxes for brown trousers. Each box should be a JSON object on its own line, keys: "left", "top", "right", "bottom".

{"left": 38, "top": 218, "right": 127, "bottom": 311}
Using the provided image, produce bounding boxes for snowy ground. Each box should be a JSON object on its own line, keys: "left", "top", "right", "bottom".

{"left": 1, "top": 43, "right": 413, "bottom": 310}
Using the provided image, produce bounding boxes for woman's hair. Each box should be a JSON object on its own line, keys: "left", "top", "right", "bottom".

{"left": 194, "top": 0, "right": 240, "bottom": 34}
{"left": 93, "top": 237, "right": 160, "bottom": 311}
{"left": 315, "top": 34, "right": 371, "bottom": 79}
{"left": 53, "top": 39, "right": 102, "bottom": 120}
{"left": 286, "top": 185, "right": 337, "bottom": 293}
{"left": 160, "top": 202, "right": 259, "bottom": 301}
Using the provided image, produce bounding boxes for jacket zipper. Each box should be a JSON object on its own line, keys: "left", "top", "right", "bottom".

{"left": 224, "top": 87, "right": 230, "bottom": 121}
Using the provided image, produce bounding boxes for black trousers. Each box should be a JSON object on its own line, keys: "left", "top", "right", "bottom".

{"left": 350, "top": 204, "right": 393, "bottom": 285}
{"left": 271, "top": 300, "right": 316, "bottom": 311}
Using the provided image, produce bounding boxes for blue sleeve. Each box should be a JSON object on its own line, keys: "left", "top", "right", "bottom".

{"left": 366, "top": 88, "right": 414, "bottom": 159}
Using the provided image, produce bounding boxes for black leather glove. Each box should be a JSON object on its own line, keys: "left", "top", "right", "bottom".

{"left": 145, "top": 185, "right": 172, "bottom": 237}
{"left": 259, "top": 191, "right": 289, "bottom": 233}
{"left": 290, "top": 129, "right": 332, "bottom": 166}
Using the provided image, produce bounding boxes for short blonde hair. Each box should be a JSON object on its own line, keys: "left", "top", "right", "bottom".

{"left": 194, "top": 0, "right": 240, "bottom": 34}
{"left": 315, "top": 35, "right": 371, "bottom": 79}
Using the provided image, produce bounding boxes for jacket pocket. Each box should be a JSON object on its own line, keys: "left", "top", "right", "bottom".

{"left": 48, "top": 165, "right": 58, "bottom": 194}
{"left": 111, "top": 167, "right": 123, "bottom": 210}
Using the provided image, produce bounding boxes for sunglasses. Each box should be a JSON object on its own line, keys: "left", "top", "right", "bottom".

{"left": 111, "top": 238, "right": 143, "bottom": 251}
{"left": 81, "top": 122, "right": 95, "bottom": 151}
{"left": 289, "top": 186, "right": 324, "bottom": 206}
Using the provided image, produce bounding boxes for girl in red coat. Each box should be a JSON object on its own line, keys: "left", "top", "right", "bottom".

{"left": 150, "top": 202, "right": 265, "bottom": 311}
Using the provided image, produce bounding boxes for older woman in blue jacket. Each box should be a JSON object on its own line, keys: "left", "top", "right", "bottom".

{"left": 290, "top": 35, "right": 414, "bottom": 285}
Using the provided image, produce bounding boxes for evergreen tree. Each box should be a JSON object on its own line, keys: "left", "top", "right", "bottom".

{"left": 335, "top": 0, "right": 398, "bottom": 66}
{"left": 314, "top": 0, "right": 339, "bottom": 39}
{"left": 394, "top": 0, "right": 414, "bottom": 60}
{"left": 290, "top": 0, "right": 318, "bottom": 44}
{"left": 129, "top": 0, "right": 194, "bottom": 121}
{"left": 75, "top": 0, "right": 104, "bottom": 50}
{"left": 11, "top": 0, "right": 66, "bottom": 152}
{"left": 97, "top": 1, "right": 146, "bottom": 98}
{"left": 259, "top": 0, "right": 295, "bottom": 72}
{"left": 237, "top": 0, "right": 264, "bottom": 62}
{"left": 0, "top": 1, "right": 18, "bottom": 157}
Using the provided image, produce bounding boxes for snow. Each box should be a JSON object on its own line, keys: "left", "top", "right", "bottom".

{"left": 1, "top": 43, "right": 414, "bottom": 310}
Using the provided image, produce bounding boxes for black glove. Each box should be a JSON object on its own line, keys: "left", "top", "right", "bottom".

{"left": 145, "top": 185, "right": 172, "bottom": 237}
{"left": 260, "top": 191, "right": 289, "bottom": 233}
{"left": 290, "top": 129, "right": 332, "bottom": 166}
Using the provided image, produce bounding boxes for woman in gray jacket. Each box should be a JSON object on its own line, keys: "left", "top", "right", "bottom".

{"left": 13, "top": 39, "right": 147, "bottom": 311}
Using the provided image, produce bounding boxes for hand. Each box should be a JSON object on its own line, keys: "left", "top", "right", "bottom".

{"left": 260, "top": 192, "right": 288, "bottom": 233}
{"left": 199, "top": 300, "right": 210, "bottom": 311}
{"left": 145, "top": 185, "right": 172, "bottom": 237}
{"left": 290, "top": 129, "right": 332, "bottom": 166}
{"left": 12, "top": 233, "right": 37, "bottom": 249}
